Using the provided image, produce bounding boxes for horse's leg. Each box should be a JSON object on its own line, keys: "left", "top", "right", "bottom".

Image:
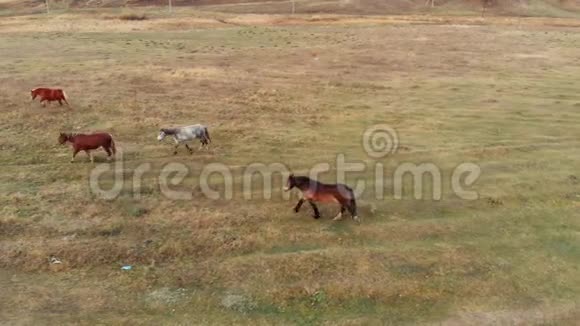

{"left": 41, "top": 99, "right": 46, "bottom": 107}
{"left": 171, "top": 137, "right": 181, "bottom": 155}
{"left": 58, "top": 100, "right": 63, "bottom": 106}
{"left": 71, "top": 149, "right": 80, "bottom": 163}
{"left": 308, "top": 200, "right": 321, "bottom": 219}
{"left": 346, "top": 200, "right": 360, "bottom": 224}
{"left": 85, "top": 150, "right": 93, "bottom": 163}
{"left": 333, "top": 205, "right": 346, "bottom": 221}
{"left": 185, "top": 144, "right": 193, "bottom": 154}
{"left": 293, "top": 198, "right": 305, "bottom": 213}
{"left": 104, "top": 146, "right": 113, "bottom": 161}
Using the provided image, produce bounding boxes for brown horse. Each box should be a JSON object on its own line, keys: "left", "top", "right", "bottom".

{"left": 31, "top": 88, "right": 69, "bottom": 107}
{"left": 284, "top": 174, "right": 359, "bottom": 223}
{"left": 58, "top": 132, "right": 116, "bottom": 163}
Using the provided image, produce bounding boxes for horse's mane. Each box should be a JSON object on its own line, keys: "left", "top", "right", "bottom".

{"left": 291, "top": 175, "right": 352, "bottom": 192}
{"left": 161, "top": 128, "right": 177, "bottom": 135}
{"left": 292, "top": 175, "right": 323, "bottom": 189}
{"left": 61, "top": 132, "right": 83, "bottom": 140}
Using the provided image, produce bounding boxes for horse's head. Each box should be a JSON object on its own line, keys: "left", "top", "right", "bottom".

{"left": 157, "top": 129, "right": 167, "bottom": 141}
{"left": 284, "top": 173, "right": 296, "bottom": 191}
{"left": 30, "top": 89, "right": 37, "bottom": 100}
{"left": 58, "top": 132, "right": 69, "bottom": 144}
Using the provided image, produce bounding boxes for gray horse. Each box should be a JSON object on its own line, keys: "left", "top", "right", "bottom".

{"left": 157, "top": 124, "right": 211, "bottom": 155}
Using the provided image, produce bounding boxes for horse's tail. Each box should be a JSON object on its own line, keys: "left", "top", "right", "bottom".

{"left": 61, "top": 90, "right": 70, "bottom": 105}
{"left": 349, "top": 197, "right": 357, "bottom": 212}
{"left": 109, "top": 136, "right": 116, "bottom": 155}
{"left": 346, "top": 187, "right": 359, "bottom": 223}
{"left": 204, "top": 127, "right": 211, "bottom": 143}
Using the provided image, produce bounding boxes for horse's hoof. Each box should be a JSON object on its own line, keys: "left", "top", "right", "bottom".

{"left": 312, "top": 215, "right": 321, "bottom": 219}
{"left": 333, "top": 214, "right": 343, "bottom": 221}
{"left": 353, "top": 216, "right": 361, "bottom": 224}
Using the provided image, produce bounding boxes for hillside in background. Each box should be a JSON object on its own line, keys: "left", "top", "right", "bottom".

{"left": 3, "top": 0, "right": 580, "bottom": 17}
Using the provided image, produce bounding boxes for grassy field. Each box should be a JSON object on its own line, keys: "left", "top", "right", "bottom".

{"left": 1, "top": 7, "right": 580, "bottom": 325}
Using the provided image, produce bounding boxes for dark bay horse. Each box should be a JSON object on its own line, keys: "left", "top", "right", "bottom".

{"left": 58, "top": 132, "right": 116, "bottom": 163}
{"left": 31, "top": 88, "right": 69, "bottom": 107}
{"left": 284, "top": 174, "right": 359, "bottom": 223}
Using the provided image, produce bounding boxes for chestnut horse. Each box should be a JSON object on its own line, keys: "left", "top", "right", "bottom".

{"left": 31, "top": 88, "right": 69, "bottom": 107}
{"left": 284, "top": 174, "right": 359, "bottom": 223}
{"left": 58, "top": 132, "right": 116, "bottom": 163}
